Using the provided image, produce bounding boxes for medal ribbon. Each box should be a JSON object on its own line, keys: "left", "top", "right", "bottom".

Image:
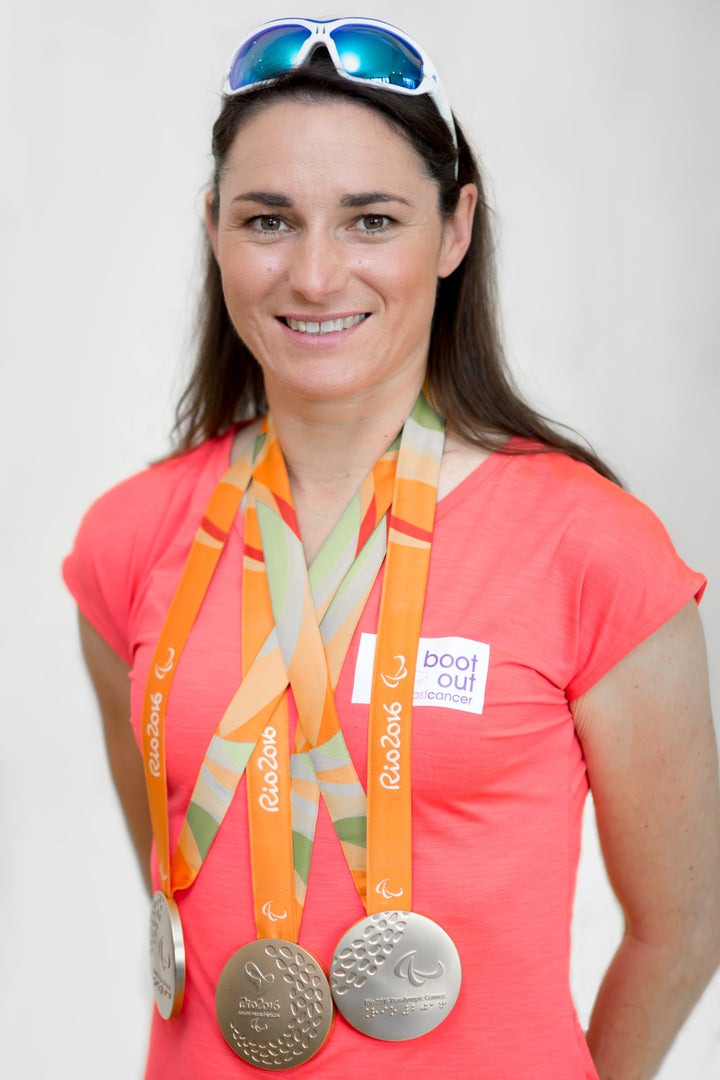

{"left": 243, "top": 420, "right": 399, "bottom": 937}
{"left": 141, "top": 422, "right": 400, "bottom": 914}
{"left": 250, "top": 395, "right": 445, "bottom": 921}
{"left": 141, "top": 452, "right": 255, "bottom": 893}
{"left": 141, "top": 393, "right": 443, "bottom": 934}
{"left": 366, "top": 395, "right": 444, "bottom": 912}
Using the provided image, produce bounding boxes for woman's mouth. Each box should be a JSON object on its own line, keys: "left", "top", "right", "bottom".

{"left": 282, "top": 313, "right": 367, "bottom": 335}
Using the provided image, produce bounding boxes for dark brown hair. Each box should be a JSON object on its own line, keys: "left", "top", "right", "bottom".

{"left": 173, "top": 57, "right": 619, "bottom": 483}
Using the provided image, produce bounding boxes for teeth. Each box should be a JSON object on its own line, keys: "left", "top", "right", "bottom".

{"left": 286, "top": 314, "right": 366, "bottom": 334}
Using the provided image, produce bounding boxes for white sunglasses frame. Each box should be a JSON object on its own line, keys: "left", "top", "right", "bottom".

{"left": 222, "top": 17, "right": 458, "bottom": 157}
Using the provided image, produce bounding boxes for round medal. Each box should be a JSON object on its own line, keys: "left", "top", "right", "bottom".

{"left": 215, "top": 939, "right": 334, "bottom": 1070}
{"left": 149, "top": 891, "right": 186, "bottom": 1019}
{"left": 330, "top": 910, "right": 461, "bottom": 1040}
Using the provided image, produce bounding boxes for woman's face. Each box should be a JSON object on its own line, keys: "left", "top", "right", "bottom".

{"left": 207, "top": 99, "right": 475, "bottom": 409}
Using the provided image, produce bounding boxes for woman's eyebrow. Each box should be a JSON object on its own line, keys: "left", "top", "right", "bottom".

{"left": 230, "top": 191, "right": 293, "bottom": 207}
{"left": 340, "top": 192, "right": 412, "bottom": 208}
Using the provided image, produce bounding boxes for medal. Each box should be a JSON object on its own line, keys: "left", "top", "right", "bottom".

{"left": 215, "top": 939, "right": 334, "bottom": 1070}
{"left": 149, "top": 891, "right": 186, "bottom": 1019}
{"left": 330, "top": 910, "right": 461, "bottom": 1040}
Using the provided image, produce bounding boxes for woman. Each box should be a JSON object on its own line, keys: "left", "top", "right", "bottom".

{"left": 63, "top": 17, "right": 720, "bottom": 1079}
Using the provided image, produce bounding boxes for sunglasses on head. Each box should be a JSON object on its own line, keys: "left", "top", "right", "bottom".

{"left": 223, "top": 17, "right": 458, "bottom": 158}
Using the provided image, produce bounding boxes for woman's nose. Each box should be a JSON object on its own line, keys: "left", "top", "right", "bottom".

{"left": 287, "top": 229, "right": 348, "bottom": 301}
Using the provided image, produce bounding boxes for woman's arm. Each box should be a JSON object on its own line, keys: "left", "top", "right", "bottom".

{"left": 78, "top": 611, "right": 153, "bottom": 895}
{"left": 572, "top": 600, "right": 720, "bottom": 1079}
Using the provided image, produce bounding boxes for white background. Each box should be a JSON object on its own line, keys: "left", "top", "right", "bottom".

{"left": 2, "top": 1, "right": 719, "bottom": 1076}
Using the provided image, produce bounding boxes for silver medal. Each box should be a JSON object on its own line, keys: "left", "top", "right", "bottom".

{"left": 215, "top": 939, "right": 334, "bottom": 1070}
{"left": 330, "top": 910, "right": 461, "bottom": 1040}
{"left": 149, "top": 891, "right": 186, "bottom": 1019}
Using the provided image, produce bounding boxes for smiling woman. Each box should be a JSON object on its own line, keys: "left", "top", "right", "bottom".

{"left": 204, "top": 98, "right": 474, "bottom": 420}
{"left": 62, "top": 16, "right": 720, "bottom": 1080}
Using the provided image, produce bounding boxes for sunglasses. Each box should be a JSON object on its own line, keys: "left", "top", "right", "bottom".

{"left": 223, "top": 17, "right": 458, "bottom": 156}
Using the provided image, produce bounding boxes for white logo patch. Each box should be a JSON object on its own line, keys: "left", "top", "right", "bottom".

{"left": 352, "top": 634, "right": 490, "bottom": 715}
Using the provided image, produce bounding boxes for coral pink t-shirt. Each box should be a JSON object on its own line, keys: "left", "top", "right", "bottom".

{"left": 63, "top": 433, "right": 705, "bottom": 1079}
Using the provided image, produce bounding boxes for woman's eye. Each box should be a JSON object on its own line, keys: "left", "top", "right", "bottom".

{"left": 357, "top": 214, "right": 391, "bottom": 232}
{"left": 250, "top": 215, "right": 287, "bottom": 233}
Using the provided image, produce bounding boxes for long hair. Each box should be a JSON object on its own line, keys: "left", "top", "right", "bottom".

{"left": 173, "top": 59, "right": 619, "bottom": 483}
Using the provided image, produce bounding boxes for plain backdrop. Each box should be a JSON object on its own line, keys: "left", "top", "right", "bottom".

{"left": 2, "top": 1, "right": 718, "bottom": 1076}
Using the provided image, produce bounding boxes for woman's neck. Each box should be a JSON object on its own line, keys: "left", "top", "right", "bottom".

{"left": 270, "top": 383, "right": 420, "bottom": 483}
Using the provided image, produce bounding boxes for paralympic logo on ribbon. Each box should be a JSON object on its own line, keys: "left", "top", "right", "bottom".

{"left": 154, "top": 647, "right": 175, "bottom": 680}
{"left": 381, "top": 654, "right": 408, "bottom": 688}
{"left": 376, "top": 878, "right": 404, "bottom": 900}
{"left": 261, "top": 901, "right": 288, "bottom": 922}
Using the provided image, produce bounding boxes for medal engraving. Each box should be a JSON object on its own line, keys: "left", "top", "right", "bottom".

{"left": 330, "top": 911, "right": 461, "bottom": 1040}
{"left": 216, "top": 939, "right": 333, "bottom": 1070}
{"left": 149, "top": 891, "right": 185, "bottom": 1019}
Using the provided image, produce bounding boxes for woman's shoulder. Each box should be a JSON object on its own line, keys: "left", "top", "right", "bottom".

{"left": 497, "top": 437, "right": 705, "bottom": 588}
{"left": 486, "top": 441, "right": 705, "bottom": 697}
{"left": 467, "top": 438, "right": 695, "bottom": 575}
{"left": 79, "top": 433, "right": 234, "bottom": 534}
{"left": 62, "top": 433, "right": 235, "bottom": 660}
{"left": 495, "top": 439, "right": 641, "bottom": 519}
{"left": 446, "top": 435, "right": 629, "bottom": 518}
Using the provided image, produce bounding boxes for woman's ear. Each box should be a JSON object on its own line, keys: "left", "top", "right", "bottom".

{"left": 204, "top": 191, "right": 219, "bottom": 261}
{"left": 438, "top": 183, "right": 478, "bottom": 279}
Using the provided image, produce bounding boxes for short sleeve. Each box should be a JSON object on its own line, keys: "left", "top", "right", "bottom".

{"left": 63, "top": 477, "right": 150, "bottom": 664}
{"left": 563, "top": 476, "right": 706, "bottom": 699}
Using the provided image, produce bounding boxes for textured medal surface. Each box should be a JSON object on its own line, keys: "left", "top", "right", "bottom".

{"left": 215, "top": 939, "right": 334, "bottom": 1070}
{"left": 330, "top": 910, "right": 461, "bottom": 1040}
{"left": 149, "top": 891, "right": 186, "bottom": 1019}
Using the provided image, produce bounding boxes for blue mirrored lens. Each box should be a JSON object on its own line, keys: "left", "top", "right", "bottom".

{"left": 330, "top": 26, "right": 424, "bottom": 89}
{"left": 227, "top": 26, "right": 311, "bottom": 90}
